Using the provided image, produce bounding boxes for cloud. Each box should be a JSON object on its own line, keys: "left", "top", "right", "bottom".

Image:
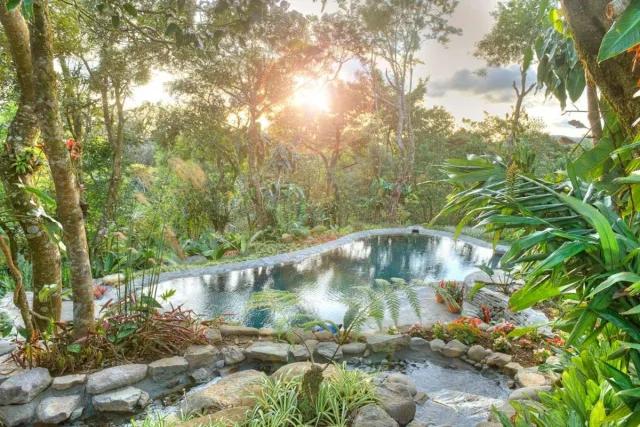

{"left": 428, "top": 65, "right": 536, "bottom": 103}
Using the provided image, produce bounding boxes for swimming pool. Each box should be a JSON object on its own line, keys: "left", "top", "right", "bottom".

{"left": 154, "top": 230, "right": 497, "bottom": 327}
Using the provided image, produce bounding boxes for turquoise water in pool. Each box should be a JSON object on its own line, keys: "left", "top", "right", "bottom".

{"left": 155, "top": 234, "right": 495, "bottom": 327}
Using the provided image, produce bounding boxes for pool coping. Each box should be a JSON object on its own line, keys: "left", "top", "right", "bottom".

{"left": 146, "top": 226, "right": 508, "bottom": 284}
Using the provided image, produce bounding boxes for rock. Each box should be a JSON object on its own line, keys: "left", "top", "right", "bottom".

{"left": 467, "top": 345, "right": 491, "bottom": 362}
{"left": 100, "top": 273, "right": 125, "bottom": 286}
{"left": 92, "top": 386, "right": 150, "bottom": 413}
{"left": 342, "top": 342, "right": 367, "bottom": 355}
{"left": 258, "top": 328, "right": 276, "bottom": 337}
{"left": 476, "top": 423, "right": 502, "bottom": 427}
{"left": 184, "top": 345, "right": 221, "bottom": 369}
{"left": 442, "top": 339, "right": 468, "bottom": 358}
{"left": 281, "top": 233, "right": 294, "bottom": 243}
{"left": 0, "top": 367, "right": 51, "bottom": 404}
{"left": 271, "top": 362, "right": 338, "bottom": 383}
{"left": 315, "top": 342, "right": 343, "bottom": 361}
{"left": 509, "top": 386, "right": 551, "bottom": 402}
{"left": 352, "top": 404, "right": 399, "bottom": 427}
{"left": 181, "top": 370, "right": 266, "bottom": 415}
{"left": 406, "top": 421, "right": 428, "bottom": 427}
{"left": 413, "top": 391, "right": 428, "bottom": 405}
{"left": 0, "top": 340, "right": 15, "bottom": 356}
{"left": 222, "top": 345, "right": 246, "bottom": 365}
{"left": 177, "top": 406, "right": 251, "bottom": 427}
{"left": 489, "top": 401, "right": 516, "bottom": 422}
{"left": 0, "top": 400, "right": 37, "bottom": 426}
{"left": 311, "top": 330, "right": 335, "bottom": 341}
{"left": 190, "top": 367, "right": 215, "bottom": 384}
{"left": 486, "top": 352, "right": 512, "bottom": 368}
{"left": 376, "top": 381, "right": 416, "bottom": 425}
{"left": 385, "top": 373, "right": 417, "bottom": 396}
{"left": 148, "top": 356, "right": 189, "bottom": 382}
{"left": 409, "top": 337, "right": 429, "bottom": 351}
{"left": 204, "top": 328, "right": 223, "bottom": 343}
{"left": 86, "top": 364, "right": 147, "bottom": 394}
{"left": 36, "top": 395, "right": 82, "bottom": 424}
{"left": 516, "top": 370, "right": 547, "bottom": 388}
{"left": 52, "top": 374, "right": 86, "bottom": 391}
{"left": 503, "top": 362, "right": 523, "bottom": 377}
{"left": 430, "top": 389, "right": 505, "bottom": 425}
{"left": 245, "top": 341, "right": 290, "bottom": 363}
{"left": 367, "top": 334, "right": 410, "bottom": 353}
{"left": 304, "top": 339, "right": 319, "bottom": 353}
{"left": 219, "top": 325, "right": 259, "bottom": 336}
{"left": 288, "top": 345, "right": 311, "bottom": 362}
{"left": 429, "top": 338, "right": 446, "bottom": 353}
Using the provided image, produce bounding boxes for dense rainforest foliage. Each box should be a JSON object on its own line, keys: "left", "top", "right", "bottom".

{"left": 2, "top": 0, "right": 640, "bottom": 425}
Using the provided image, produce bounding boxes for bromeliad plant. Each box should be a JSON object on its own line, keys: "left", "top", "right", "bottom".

{"left": 432, "top": 280, "right": 464, "bottom": 313}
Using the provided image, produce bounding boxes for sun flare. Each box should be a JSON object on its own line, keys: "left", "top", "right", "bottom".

{"left": 291, "top": 77, "right": 331, "bottom": 112}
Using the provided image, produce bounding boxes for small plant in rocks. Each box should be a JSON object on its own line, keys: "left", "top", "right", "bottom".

{"left": 492, "top": 335, "right": 512, "bottom": 353}
{"left": 432, "top": 321, "right": 447, "bottom": 340}
{"left": 447, "top": 317, "right": 483, "bottom": 345}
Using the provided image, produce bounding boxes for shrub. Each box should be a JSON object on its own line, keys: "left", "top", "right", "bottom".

{"left": 446, "top": 318, "right": 482, "bottom": 345}
{"left": 492, "top": 335, "right": 512, "bottom": 353}
{"left": 432, "top": 322, "right": 447, "bottom": 340}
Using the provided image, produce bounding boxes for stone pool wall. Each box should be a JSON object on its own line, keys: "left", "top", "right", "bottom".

{"left": 0, "top": 323, "right": 555, "bottom": 427}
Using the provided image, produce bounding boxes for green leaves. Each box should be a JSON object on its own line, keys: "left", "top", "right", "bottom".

{"left": 598, "top": 0, "right": 640, "bottom": 62}
{"left": 510, "top": 280, "right": 561, "bottom": 311}
{"left": 6, "top": 0, "right": 20, "bottom": 10}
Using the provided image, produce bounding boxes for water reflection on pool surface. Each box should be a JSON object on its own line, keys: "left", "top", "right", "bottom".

{"left": 156, "top": 234, "right": 495, "bottom": 327}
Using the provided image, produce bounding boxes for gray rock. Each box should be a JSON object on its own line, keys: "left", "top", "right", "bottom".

{"left": 0, "top": 340, "right": 15, "bottom": 356}
{"left": 0, "top": 367, "right": 51, "bottom": 404}
{"left": 406, "top": 421, "right": 428, "bottom": 427}
{"left": 219, "top": 325, "right": 259, "bottom": 336}
{"left": 99, "top": 273, "right": 125, "bottom": 286}
{"left": 181, "top": 370, "right": 266, "bottom": 415}
{"left": 515, "top": 369, "right": 547, "bottom": 388}
{"left": 52, "top": 374, "right": 86, "bottom": 391}
{"left": 413, "top": 391, "right": 428, "bottom": 405}
{"left": 315, "top": 342, "right": 343, "bottom": 361}
{"left": 342, "top": 342, "right": 367, "bottom": 355}
{"left": 190, "top": 367, "right": 215, "bottom": 384}
{"left": 36, "top": 394, "right": 82, "bottom": 424}
{"left": 442, "top": 339, "right": 468, "bottom": 358}
{"left": 222, "top": 345, "right": 246, "bottom": 365}
{"left": 204, "top": 327, "right": 222, "bottom": 343}
{"left": 352, "top": 404, "right": 399, "bottom": 427}
{"left": 489, "top": 401, "right": 516, "bottom": 422}
{"left": 86, "top": 364, "right": 147, "bottom": 394}
{"left": 503, "top": 362, "right": 523, "bottom": 377}
{"left": 376, "top": 381, "right": 416, "bottom": 425}
{"left": 288, "top": 345, "right": 311, "bottom": 362}
{"left": 0, "top": 399, "right": 37, "bottom": 426}
{"left": 367, "top": 335, "right": 410, "bottom": 353}
{"left": 184, "top": 345, "right": 221, "bottom": 369}
{"left": 476, "top": 423, "right": 502, "bottom": 427}
{"left": 245, "top": 341, "right": 290, "bottom": 363}
{"left": 92, "top": 386, "right": 150, "bottom": 413}
{"left": 486, "top": 352, "right": 512, "bottom": 368}
{"left": 409, "top": 337, "right": 429, "bottom": 351}
{"left": 184, "top": 255, "right": 207, "bottom": 264}
{"left": 385, "top": 373, "right": 417, "bottom": 396}
{"left": 509, "top": 385, "right": 551, "bottom": 402}
{"left": 467, "top": 345, "right": 491, "bottom": 362}
{"left": 429, "top": 338, "right": 446, "bottom": 353}
{"left": 148, "top": 356, "right": 189, "bottom": 382}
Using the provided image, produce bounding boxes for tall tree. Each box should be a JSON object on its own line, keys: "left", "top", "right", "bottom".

{"left": 476, "top": 0, "right": 545, "bottom": 143}
{"left": 30, "top": 0, "right": 95, "bottom": 337}
{"left": 358, "top": 0, "right": 459, "bottom": 218}
{"left": 0, "top": 0, "right": 62, "bottom": 331}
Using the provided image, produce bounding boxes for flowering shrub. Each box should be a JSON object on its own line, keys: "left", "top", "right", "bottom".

{"left": 447, "top": 322, "right": 482, "bottom": 344}
{"left": 492, "top": 321, "right": 516, "bottom": 335}
{"left": 545, "top": 335, "right": 565, "bottom": 348}
{"left": 432, "top": 322, "right": 447, "bottom": 340}
{"left": 533, "top": 348, "right": 552, "bottom": 364}
{"left": 493, "top": 335, "right": 512, "bottom": 353}
{"left": 407, "top": 323, "right": 431, "bottom": 339}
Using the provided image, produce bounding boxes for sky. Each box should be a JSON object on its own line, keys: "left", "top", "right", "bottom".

{"left": 131, "top": 0, "right": 589, "bottom": 138}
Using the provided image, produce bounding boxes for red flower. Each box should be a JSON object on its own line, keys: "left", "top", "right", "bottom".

{"left": 65, "top": 138, "right": 75, "bottom": 150}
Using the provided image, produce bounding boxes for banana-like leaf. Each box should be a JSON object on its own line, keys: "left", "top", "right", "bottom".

{"left": 598, "top": 0, "right": 640, "bottom": 62}
{"left": 587, "top": 272, "right": 640, "bottom": 299}
{"left": 510, "top": 280, "right": 562, "bottom": 311}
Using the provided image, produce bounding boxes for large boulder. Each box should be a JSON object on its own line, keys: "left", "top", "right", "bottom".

{"left": 486, "top": 352, "right": 512, "bottom": 368}
{"left": 181, "top": 369, "right": 266, "bottom": 415}
{"left": 92, "top": 386, "right": 150, "bottom": 413}
{"left": 86, "top": 364, "right": 147, "bottom": 394}
{"left": 36, "top": 395, "right": 83, "bottom": 424}
{"left": 148, "top": 356, "right": 189, "bottom": 382}
{"left": 244, "top": 342, "right": 290, "bottom": 363}
{"left": 367, "top": 335, "right": 410, "bottom": 353}
{"left": 0, "top": 367, "right": 51, "bottom": 404}
{"left": 352, "top": 404, "right": 399, "bottom": 427}
{"left": 342, "top": 342, "right": 367, "bottom": 356}
{"left": 0, "top": 400, "right": 38, "bottom": 426}
{"left": 221, "top": 345, "right": 246, "bottom": 365}
{"left": 515, "top": 370, "right": 547, "bottom": 388}
{"left": 384, "top": 373, "right": 417, "bottom": 397}
{"left": 184, "top": 345, "right": 222, "bottom": 369}
{"left": 467, "top": 345, "right": 491, "bottom": 363}
{"left": 177, "top": 406, "right": 251, "bottom": 427}
{"left": 429, "top": 338, "right": 446, "bottom": 353}
{"left": 219, "top": 325, "right": 259, "bottom": 336}
{"left": 271, "top": 362, "right": 338, "bottom": 383}
{"left": 376, "top": 381, "right": 416, "bottom": 425}
{"left": 409, "top": 337, "right": 429, "bottom": 351}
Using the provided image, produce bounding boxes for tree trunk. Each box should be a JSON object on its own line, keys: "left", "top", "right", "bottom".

{"left": 0, "top": 1, "right": 62, "bottom": 331}
{"left": 586, "top": 73, "right": 604, "bottom": 142}
{"left": 0, "top": 236, "right": 34, "bottom": 339}
{"left": 247, "top": 115, "right": 270, "bottom": 229}
{"left": 30, "top": 0, "right": 94, "bottom": 338}
{"left": 561, "top": 0, "right": 640, "bottom": 135}
{"left": 94, "top": 77, "right": 125, "bottom": 251}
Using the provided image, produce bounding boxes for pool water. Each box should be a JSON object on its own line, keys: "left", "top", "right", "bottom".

{"left": 155, "top": 234, "right": 495, "bottom": 327}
